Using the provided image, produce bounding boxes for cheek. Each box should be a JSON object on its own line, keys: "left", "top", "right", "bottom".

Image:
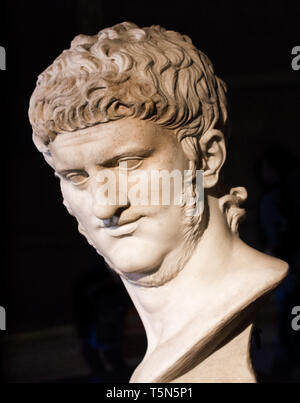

{"left": 107, "top": 208, "right": 186, "bottom": 273}
{"left": 133, "top": 206, "right": 186, "bottom": 250}
{"left": 152, "top": 206, "right": 186, "bottom": 240}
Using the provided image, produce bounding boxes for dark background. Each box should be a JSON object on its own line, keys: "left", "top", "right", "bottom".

{"left": 0, "top": 0, "right": 299, "bottom": 383}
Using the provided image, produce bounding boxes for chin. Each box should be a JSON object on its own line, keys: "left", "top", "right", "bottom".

{"left": 107, "top": 244, "right": 163, "bottom": 276}
{"left": 103, "top": 243, "right": 186, "bottom": 288}
{"left": 102, "top": 236, "right": 160, "bottom": 271}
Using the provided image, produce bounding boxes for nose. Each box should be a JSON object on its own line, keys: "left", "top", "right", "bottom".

{"left": 90, "top": 173, "right": 130, "bottom": 221}
{"left": 92, "top": 200, "right": 130, "bottom": 221}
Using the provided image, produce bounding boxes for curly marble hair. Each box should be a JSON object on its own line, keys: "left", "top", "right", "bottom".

{"left": 29, "top": 21, "right": 246, "bottom": 232}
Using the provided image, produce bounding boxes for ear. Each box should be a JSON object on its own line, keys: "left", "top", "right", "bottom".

{"left": 199, "top": 129, "right": 226, "bottom": 189}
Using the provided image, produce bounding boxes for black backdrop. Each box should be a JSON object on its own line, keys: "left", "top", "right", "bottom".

{"left": 0, "top": 0, "right": 300, "bottom": 383}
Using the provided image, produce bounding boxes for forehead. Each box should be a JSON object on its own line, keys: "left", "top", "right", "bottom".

{"left": 49, "top": 118, "right": 176, "bottom": 169}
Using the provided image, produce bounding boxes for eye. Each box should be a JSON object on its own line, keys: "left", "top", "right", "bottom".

{"left": 66, "top": 171, "right": 89, "bottom": 186}
{"left": 118, "top": 158, "right": 143, "bottom": 170}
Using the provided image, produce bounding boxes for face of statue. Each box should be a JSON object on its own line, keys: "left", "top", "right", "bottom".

{"left": 49, "top": 118, "right": 196, "bottom": 285}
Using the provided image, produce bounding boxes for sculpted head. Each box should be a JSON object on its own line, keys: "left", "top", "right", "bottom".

{"left": 29, "top": 22, "right": 247, "bottom": 287}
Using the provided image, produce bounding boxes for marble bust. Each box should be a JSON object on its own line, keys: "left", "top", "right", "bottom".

{"left": 29, "top": 22, "right": 288, "bottom": 383}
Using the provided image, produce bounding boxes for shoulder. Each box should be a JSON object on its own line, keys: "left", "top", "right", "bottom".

{"left": 231, "top": 237, "right": 289, "bottom": 292}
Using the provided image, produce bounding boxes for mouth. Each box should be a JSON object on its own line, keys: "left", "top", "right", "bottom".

{"left": 102, "top": 218, "right": 141, "bottom": 237}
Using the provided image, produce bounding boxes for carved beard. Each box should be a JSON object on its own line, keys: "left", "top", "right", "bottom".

{"left": 66, "top": 190, "right": 209, "bottom": 288}
{"left": 63, "top": 176, "right": 246, "bottom": 287}
{"left": 119, "top": 197, "right": 209, "bottom": 287}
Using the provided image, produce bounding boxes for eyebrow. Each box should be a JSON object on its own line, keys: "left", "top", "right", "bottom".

{"left": 100, "top": 148, "right": 153, "bottom": 167}
{"left": 56, "top": 147, "right": 154, "bottom": 175}
{"left": 57, "top": 168, "right": 87, "bottom": 176}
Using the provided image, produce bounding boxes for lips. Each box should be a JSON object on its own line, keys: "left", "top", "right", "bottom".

{"left": 103, "top": 219, "right": 140, "bottom": 237}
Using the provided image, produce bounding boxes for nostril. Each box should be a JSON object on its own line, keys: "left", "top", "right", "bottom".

{"left": 93, "top": 200, "right": 130, "bottom": 225}
{"left": 112, "top": 216, "right": 119, "bottom": 225}
{"left": 102, "top": 218, "right": 112, "bottom": 227}
{"left": 100, "top": 216, "right": 119, "bottom": 228}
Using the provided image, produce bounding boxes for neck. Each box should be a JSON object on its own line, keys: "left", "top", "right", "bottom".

{"left": 120, "top": 196, "right": 288, "bottom": 382}
{"left": 122, "top": 197, "right": 236, "bottom": 353}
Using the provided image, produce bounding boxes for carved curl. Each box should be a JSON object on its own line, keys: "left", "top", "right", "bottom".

{"left": 29, "top": 22, "right": 228, "bottom": 146}
{"left": 219, "top": 187, "right": 248, "bottom": 233}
